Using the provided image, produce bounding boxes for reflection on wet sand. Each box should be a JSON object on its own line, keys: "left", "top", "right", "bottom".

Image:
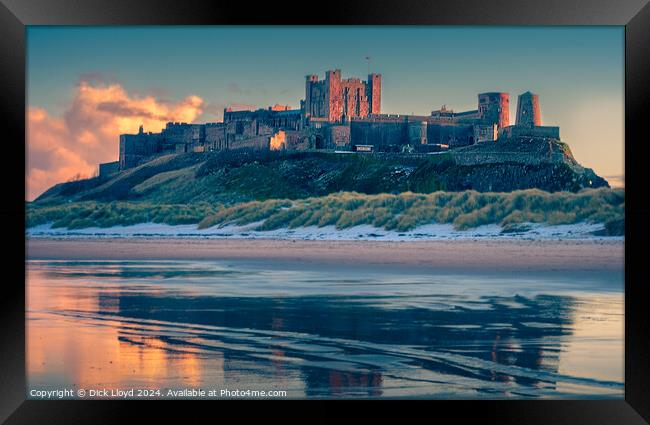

{"left": 27, "top": 260, "right": 623, "bottom": 398}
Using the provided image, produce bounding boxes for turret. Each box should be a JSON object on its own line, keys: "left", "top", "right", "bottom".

{"left": 478, "top": 92, "right": 510, "bottom": 129}
{"left": 515, "top": 91, "right": 542, "bottom": 127}
{"left": 367, "top": 73, "right": 382, "bottom": 115}
{"left": 325, "top": 70, "right": 343, "bottom": 122}
{"left": 304, "top": 74, "right": 318, "bottom": 118}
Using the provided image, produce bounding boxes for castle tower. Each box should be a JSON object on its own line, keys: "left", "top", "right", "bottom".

{"left": 325, "top": 69, "right": 343, "bottom": 122}
{"left": 368, "top": 73, "right": 381, "bottom": 115}
{"left": 478, "top": 92, "right": 510, "bottom": 129}
{"left": 515, "top": 91, "right": 542, "bottom": 127}
{"left": 305, "top": 69, "right": 381, "bottom": 123}
{"left": 304, "top": 74, "right": 318, "bottom": 118}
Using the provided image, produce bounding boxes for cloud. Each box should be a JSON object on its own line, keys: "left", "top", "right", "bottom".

{"left": 27, "top": 78, "right": 204, "bottom": 201}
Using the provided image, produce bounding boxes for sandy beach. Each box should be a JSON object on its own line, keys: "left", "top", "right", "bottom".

{"left": 27, "top": 237, "right": 624, "bottom": 272}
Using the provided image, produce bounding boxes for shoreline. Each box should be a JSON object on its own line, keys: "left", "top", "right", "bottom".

{"left": 27, "top": 237, "right": 624, "bottom": 273}
{"left": 27, "top": 221, "right": 621, "bottom": 242}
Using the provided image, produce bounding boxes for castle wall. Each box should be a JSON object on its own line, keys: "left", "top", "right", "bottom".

{"left": 426, "top": 123, "right": 474, "bottom": 147}
{"left": 159, "top": 123, "right": 205, "bottom": 154}
{"left": 499, "top": 125, "right": 559, "bottom": 140}
{"left": 341, "top": 78, "right": 369, "bottom": 120}
{"left": 473, "top": 124, "right": 498, "bottom": 143}
{"left": 119, "top": 133, "right": 165, "bottom": 169}
{"left": 350, "top": 116, "right": 475, "bottom": 149}
{"left": 266, "top": 111, "right": 302, "bottom": 131}
{"left": 98, "top": 161, "right": 119, "bottom": 177}
{"left": 205, "top": 124, "right": 228, "bottom": 150}
{"left": 408, "top": 121, "right": 428, "bottom": 145}
{"left": 326, "top": 125, "right": 351, "bottom": 148}
{"left": 350, "top": 120, "right": 407, "bottom": 148}
{"left": 228, "top": 134, "right": 270, "bottom": 150}
{"left": 270, "top": 130, "right": 311, "bottom": 151}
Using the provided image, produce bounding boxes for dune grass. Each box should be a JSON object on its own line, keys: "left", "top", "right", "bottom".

{"left": 199, "top": 188, "right": 624, "bottom": 233}
{"left": 27, "top": 201, "right": 219, "bottom": 229}
{"left": 27, "top": 188, "right": 624, "bottom": 235}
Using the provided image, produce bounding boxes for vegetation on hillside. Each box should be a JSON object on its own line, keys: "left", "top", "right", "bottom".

{"left": 33, "top": 147, "right": 608, "bottom": 206}
{"left": 28, "top": 142, "right": 622, "bottom": 236}
{"left": 27, "top": 188, "right": 625, "bottom": 235}
{"left": 198, "top": 188, "right": 624, "bottom": 233}
{"left": 27, "top": 202, "right": 218, "bottom": 230}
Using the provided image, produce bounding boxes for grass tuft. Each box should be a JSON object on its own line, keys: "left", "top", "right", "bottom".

{"left": 27, "top": 188, "right": 624, "bottom": 233}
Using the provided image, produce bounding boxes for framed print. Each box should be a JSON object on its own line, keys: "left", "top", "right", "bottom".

{"left": 2, "top": 0, "right": 650, "bottom": 423}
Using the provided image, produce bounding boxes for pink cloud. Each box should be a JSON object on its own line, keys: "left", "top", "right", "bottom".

{"left": 27, "top": 79, "right": 204, "bottom": 201}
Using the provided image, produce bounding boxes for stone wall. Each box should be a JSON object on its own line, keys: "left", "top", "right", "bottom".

{"left": 452, "top": 151, "right": 565, "bottom": 166}
{"left": 327, "top": 125, "right": 351, "bottom": 148}
{"left": 408, "top": 121, "right": 428, "bottom": 145}
{"left": 341, "top": 78, "right": 369, "bottom": 120}
{"left": 498, "top": 125, "right": 560, "bottom": 140}
{"left": 427, "top": 123, "right": 474, "bottom": 147}
{"left": 98, "top": 161, "right": 119, "bottom": 177}
{"left": 284, "top": 131, "right": 311, "bottom": 151}
{"left": 119, "top": 133, "right": 165, "bottom": 169}
{"left": 205, "top": 124, "right": 228, "bottom": 150}
{"left": 229, "top": 135, "right": 270, "bottom": 151}
{"left": 161, "top": 123, "right": 204, "bottom": 148}
{"left": 350, "top": 120, "right": 407, "bottom": 148}
{"left": 473, "top": 124, "right": 498, "bottom": 143}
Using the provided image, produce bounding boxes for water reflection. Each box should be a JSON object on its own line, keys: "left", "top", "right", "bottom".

{"left": 27, "top": 260, "right": 624, "bottom": 398}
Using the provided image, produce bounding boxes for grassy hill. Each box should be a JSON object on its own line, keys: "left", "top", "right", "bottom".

{"left": 34, "top": 140, "right": 607, "bottom": 206}
{"left": 28, "top": 140, "right": 622, "bottom": 235}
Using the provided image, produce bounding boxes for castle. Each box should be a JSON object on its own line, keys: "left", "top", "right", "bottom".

{"left": 103, "top": 69, "right": 560, "bottom": 175}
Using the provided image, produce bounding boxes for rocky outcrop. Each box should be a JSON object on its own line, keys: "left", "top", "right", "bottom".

{"left": 450, "top": 137, "right": 578, "bottom": 167}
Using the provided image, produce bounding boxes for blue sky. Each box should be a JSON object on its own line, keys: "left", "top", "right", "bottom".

{"left": 26, "top": 26, "right": 624, "bottom": 188}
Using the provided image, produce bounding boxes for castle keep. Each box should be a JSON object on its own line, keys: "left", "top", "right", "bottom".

{"left": 106, "top": 69, "right": 560, "bottom": 174}
{"left": 304, "top": 70, "right": 381, "bottom": 123}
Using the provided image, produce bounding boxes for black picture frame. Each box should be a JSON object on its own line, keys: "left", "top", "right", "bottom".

{"left": 3, "top": 0, "right": 649, "bottom": 422}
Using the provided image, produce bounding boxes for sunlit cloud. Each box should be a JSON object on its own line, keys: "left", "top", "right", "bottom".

{"left": 26, "top": 78, "right": 204, "bottom": 201}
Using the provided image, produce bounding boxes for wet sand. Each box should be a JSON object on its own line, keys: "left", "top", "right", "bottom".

{"left": 27, "top": 237, "right": 624, "bottom": 272}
